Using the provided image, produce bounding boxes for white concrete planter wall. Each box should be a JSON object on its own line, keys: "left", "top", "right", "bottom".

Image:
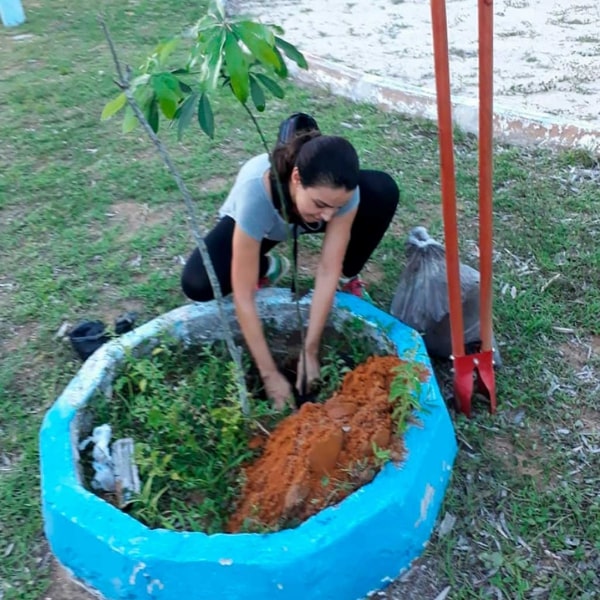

{"left": 40, "top": 289, "right": 457, "bottom": 600}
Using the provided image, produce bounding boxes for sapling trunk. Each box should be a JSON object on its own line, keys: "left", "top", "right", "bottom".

{"left": 100, "top": 17, "right": 250, "bottom": 415}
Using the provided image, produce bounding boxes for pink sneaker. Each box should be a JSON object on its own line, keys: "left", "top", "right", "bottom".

{"left": 339, "top": 276, "right": 373, "bottom": 302}
{"left": 257, "top": 254, "right": 291, "bottom": 289}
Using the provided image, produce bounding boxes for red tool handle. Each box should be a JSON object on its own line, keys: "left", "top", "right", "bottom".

{"left": 479, "top": 0, "right": 494, "bottom": 353}
{"left": 430, "top": 0, "right": 465, "bottom": 359}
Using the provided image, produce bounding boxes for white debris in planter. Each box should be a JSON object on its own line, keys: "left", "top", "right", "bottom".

{"left": 79, "top": 424, "right": 115, "bottom": 492}
{"left": 79, "top": 425, "right": 141, "bottom": 502}
{"left": 112, "top": 438, "right": 141, "bottom": 507}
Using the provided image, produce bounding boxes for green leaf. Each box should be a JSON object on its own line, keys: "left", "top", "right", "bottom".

{"left": 199, "top": 29, "right": 225, "bottom": 90}
{"left": 178, "top": 80, "right": 193, "bottom": 94}
{"left": 249, "top": 75, "right": 266, "bottom": 112}
{"left": 272, "top": 46, "right": 288, "bottom": 78}
{"left": 157, "top": 37, "right": 180, "bottom": 65}
{"left": 275, "top": 36, "right": 308, "bottom": 69}
{"left": 151, "top": 73, "right": 182, "bottom": 103}
{"left": 101, "top": 92, "right": 127, "bottom": 120}
{"left": 122, "top": 106, "right": 138, "bottom": 134}
{"left": 192, "top": 14, "right": 220, "bottom": 38}
{"left": 146, "top": 95, "right": 160, "bottom": 133}
{"left": 197, "top": 92, "right": 214, "bottom": 138}
{"left": 176, "top": 92, "right": 199, "bottom": 141}
{"left": 232, "top": 24, "right": 283, "bottom": 73}
{"left": 267, "top": 23, "right": 284, "bottom": 35}
{"left": 234, "top": 20, "right": 275, "bottom": 45}
{"left": 195, "top": 24, "right": 221, "bottom": 48}
{"left": 158, "top": 96, "right": 178, "bottom": 120}
{"left": 224, "top": 31, "right": 249, "bottom": 103}
{"left": 132, "top": 86, "right": 153, "bottom": 117}
{"left": 254, "top": 73, "right": 284, "bottom": 99}
{"left": 148, "top": 407, "right": 163, "bottom": 428}
{"left": 131, "top": 73, "right": 151, "bottom": 88}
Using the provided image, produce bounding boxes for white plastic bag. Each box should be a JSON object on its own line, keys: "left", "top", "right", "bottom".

{"left": 79, "top": 424, "right": 116, "bottom": 492}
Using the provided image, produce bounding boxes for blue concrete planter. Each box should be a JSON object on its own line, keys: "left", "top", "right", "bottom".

{"left": 40, "top": 290, "right": 457, "bottom": 600}
{"left": 0, "top": 0, "right": 25, "bottom": 26}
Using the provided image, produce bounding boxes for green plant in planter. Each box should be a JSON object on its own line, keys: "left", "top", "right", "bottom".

{"left": 317, "top": 349, "right": 351, "bottom": 400}
{"left": 99, "top": 0, "right": 308, "bottom": 413}
{"left": 389, "top": 357, "right": 427, "bottom": 436}
{"left": 90, "top": 341, "right": 278, "bottom": 532}
{"left": 371, "top": 442, "right": 392, "bottom": 468}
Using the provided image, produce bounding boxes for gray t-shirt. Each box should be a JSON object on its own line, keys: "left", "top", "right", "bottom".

{"left": 218, "top": 154, "right": 360, "bottom": 242}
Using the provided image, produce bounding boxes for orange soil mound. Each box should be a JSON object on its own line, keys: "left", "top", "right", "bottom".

{"left": 227, "top": 355, "right": 408, "bottom": 532}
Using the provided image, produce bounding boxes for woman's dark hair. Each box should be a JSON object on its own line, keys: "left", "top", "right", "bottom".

{"left": 276, "top": 112, "right": 320, "bottom": 148}
{"left": 272, "top": 134, "right": 360, "bottom": 191}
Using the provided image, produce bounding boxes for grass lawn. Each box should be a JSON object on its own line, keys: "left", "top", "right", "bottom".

{"left": 1, "top": 1, "right": 599, "bottom": 598}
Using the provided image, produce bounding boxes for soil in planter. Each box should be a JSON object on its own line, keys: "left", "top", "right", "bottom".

{"left": 228, "top": 355, "right": 410, "bottom": 532}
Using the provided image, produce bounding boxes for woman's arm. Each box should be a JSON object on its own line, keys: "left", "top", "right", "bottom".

{"left": 231, "top": 223, "right": 292, "bottom": 408}
{"left": 304, "top": 207, "right": 358, "bottom": 357}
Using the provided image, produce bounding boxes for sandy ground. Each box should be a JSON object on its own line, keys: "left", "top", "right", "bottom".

{"left": 232, "top": 0, "right": 600, "bottom": 129}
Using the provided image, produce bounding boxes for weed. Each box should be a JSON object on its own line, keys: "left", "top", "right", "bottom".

{"left": 388, "top": 358, "right": 425, "bottom": 435}
{"left": 341, "top": 457, "right": 376, "bottom": 484}
{"left": 237, "top": 505, "right": 278, "bottom": 534}
{"left": 371, "top": 442, "right": 392, "bottom": 468}
{"left": 448, "top": 47, "right": 477, "bottom": 59}
{"left": 317, "top": 349, "right": 351, "bottom": 400}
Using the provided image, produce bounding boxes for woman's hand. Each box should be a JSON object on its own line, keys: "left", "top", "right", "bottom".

{"left": 231, "top": 226, "right": 293, "bottom": 411}
{"left": 296, "top": 350, "right": 321, "bottom": 395}
{"left": 262, "top": 370, "right": 294, "bottom": 410}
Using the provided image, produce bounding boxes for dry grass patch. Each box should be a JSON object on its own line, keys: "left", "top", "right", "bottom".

{"left": 487, "top": 432, "right": 545, "bottom": 481}
{"left": 108, "top": 200, "right": 176, "bottom": 243}
{"left": 0, "top": 322, "right": 42, "bottom": 356}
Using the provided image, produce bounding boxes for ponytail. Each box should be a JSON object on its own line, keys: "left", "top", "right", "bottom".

{"left": 271, "top": 130, "right": 322, "bottom": 184}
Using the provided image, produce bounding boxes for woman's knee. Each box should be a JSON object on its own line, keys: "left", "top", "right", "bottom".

{"left": 181, "top": 274, "right": 213, "bottom": 302}
{"left": 181, "top": 271, "right": 211, "bottom": 303}
{"left": 181, "top": 249, "right": 215, "bottom": 302}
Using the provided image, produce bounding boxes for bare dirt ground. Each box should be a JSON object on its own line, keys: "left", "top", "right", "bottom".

{"left": 231, "top": 0, "right": 600, "bottom": 128}
{"left": 42, "top": 559, "right": 101, "bottom": 600}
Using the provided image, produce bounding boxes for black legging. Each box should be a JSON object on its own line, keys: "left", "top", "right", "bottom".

{"left": 181, "top": 170, "right": 399, "bottom": 301}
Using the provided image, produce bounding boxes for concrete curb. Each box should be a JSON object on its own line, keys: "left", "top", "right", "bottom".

{"left": 40, "top": 290, "right": 457, "bottom": 600}
{"left": 291, "top": 53, "right": 600, "bottom": 154}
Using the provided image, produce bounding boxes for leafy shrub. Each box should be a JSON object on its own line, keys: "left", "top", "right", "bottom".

{"left": 89, "top": 342, "right": 274, "bottom": 532}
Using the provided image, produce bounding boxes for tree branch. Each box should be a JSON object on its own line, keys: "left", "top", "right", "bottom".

{"left": 100, "top": 16, "right": 250, "bottom": 415}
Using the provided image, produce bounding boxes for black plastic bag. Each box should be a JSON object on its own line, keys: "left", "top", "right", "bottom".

{"left": 390, "top": 226, "right": 501, "bottom": 366}
{"left": 68, "top": 312, "right": 138, "bottom": 361}
{"left": 68, "top": 320, "right": 110, "bottom": 361}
